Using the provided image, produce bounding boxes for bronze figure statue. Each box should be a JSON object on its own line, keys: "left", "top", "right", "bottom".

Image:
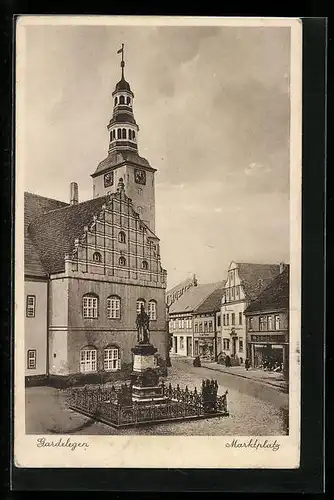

{"left": 136, "top": 305, "right": 150, "bottom": 343}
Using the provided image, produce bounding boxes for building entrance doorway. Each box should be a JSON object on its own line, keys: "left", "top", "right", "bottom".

{"left": 232, "top": 336, "right": 237, "bottom": 356}
{"left": 186, "top": 337, "right": 192, "bottom": 356}
{"left": 173, "top": 336, "right": 177, "bottom": 354}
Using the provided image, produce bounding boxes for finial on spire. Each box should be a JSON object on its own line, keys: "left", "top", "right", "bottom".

{"left": 117, "top": 43, "right": 125, "bottom": 79}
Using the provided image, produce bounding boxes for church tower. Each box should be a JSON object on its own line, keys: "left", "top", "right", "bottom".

{"left": 91, "top": 44, "right": 156, "bottom": 233}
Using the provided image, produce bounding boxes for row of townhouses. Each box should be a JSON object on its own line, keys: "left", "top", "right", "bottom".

{"left": 168, "top": 261, "right": 289, "bottom": 378}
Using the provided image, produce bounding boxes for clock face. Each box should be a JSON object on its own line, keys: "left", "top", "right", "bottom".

{"left": 134, "top": 169, "right": 146, "bottom": 185}
{"left": 104, "top": 171, "right": 114, "bottom": 188}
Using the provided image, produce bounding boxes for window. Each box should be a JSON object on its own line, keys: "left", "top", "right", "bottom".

{"left": 128, "top": 129, "right": 132, "bottom": 140}
{"left": 119, "top": 256, "right": 126, "bottom": 266}
{"left": 204, "top": 321, "right": 208, "bottom": 332}
{"left": 117, "top": 128, "right": 122, "bottom": 139}
{"left": 180, "top": 336, "right": 184, "bottom": 349}
{"left": 133, "top": 130, "right": 136, "bottom": 139}
{"left": 217, "top": 315, "right": 221, "bottom": 327}
{"left": 112, "top": 130, "right": 116, "bottom": 140}
{"left": 260, "top": 316, "right": 267, "bottom": 331}
{"left": 82, "top": 295, "right": 98, "bottom": 318}
{"left": 239, "top": 339, "right": 244, "bottom": 352}
{"left": 223, "top": 339, "right": 230, "bottom": 350}
{"left": 80, "top": 348, "right": 97, "bottom": 373}
{"left": 232, "top": 287, "right": 235, "bottom": 299}
{"left": 275, "top": 315, "right": 281, "bottom": 330}
{"left": 181, "top": 319, "right": 185, "bottom": 329}
{"left": 26, "top": 295, "right": 36, "bottom": 318}
{"left": 118, "top": 231, "right": 126, "bottom": 243}
{"left": 194, "top": 323, "right": 198, "bottom": 333}
{"left": 208, "top": 321, "right": 213, "bottom": 332}
{"left": 248, "top": 317, "right": 254, "bottom": 330}
{"left": 142, "top": 260, "right": 148, "bottom": 270}
{"left": 104, "top": 347, "right": 120, "bottom": 371}
{"left": 235, "top": 286, "right": 240, "bottom": 299}
{"left": 169, "top": 320, "right": 173, "bottom": 331}
{"left": 226, "top": 314, "right": 229, "bottom": 326}
{"left": 110, "top": 131, "right": 113, "bottom": 142}
{"left": 239, "top": 312, "right": 243, "bottom": 325}
{"left": 199, "top": 322, "right": 203, "bottom": 333}
{"left": 119, "top": 95, "right": 125, "bottom": 104}
{"left": 137, "top": 299, "right": 146, "bottom": 315}
{"left": 188, "top": 319, "right": 192, "bottom": 329}
{"left": 223, "top": 314, "right": 226, "bottom": 326}
{"left": 122, "top": 128, "right": 126, "bottom": 139}
{"left": 231, "top": 313, "right": 235, "bottom": 326}
{"left": 114, "top": 97, "right": 118, "bottom": 106}
{"left": 27, "top": 349, "right": 36, "bottom": 369}
{"left": 126, "top": 96, "right": 131, "bottom": 105}
{"left": 93, "top": 252, "right": 102, "bottom": 263}
{"left": 107, "top": 296, "right": 121, "bottom": 319}
{"left": 137, "top": 206, "right": 142, "bottom": 215}
{"left": 148, "top": 300, "right": 157, "bottom": 320}
{"left": 268, "top": 315, "right": 273, "bottom": 330}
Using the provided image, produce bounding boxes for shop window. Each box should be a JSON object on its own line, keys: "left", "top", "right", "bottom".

{"left": 26, "top": 295, "right": 36, "bottom": 318}
{"left": 107, "top": 296, "right": 121, "bottom": 319}
{"left": 82, "top": 294, "right": 98, "bottom": 318}
{"left": 80, "top": 347, "right": 97, "bottom": 373}
{"left": 148, "top": 300, "right": 157, "bottom": 320}
{"left": 27, "top": 349, "right": 36, "bottom": 369}
{"left": 104, "top": 347, "right": 120, "bottom": 371}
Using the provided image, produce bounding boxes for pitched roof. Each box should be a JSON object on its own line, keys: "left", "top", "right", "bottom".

{"left": 91, "top": 151, "right": 156, "bottom": 177}
{"left": 28, "top": 195, "right": 109, "bottom": 274}
{"left": 244, "top": 266, "right": 289, "bottom": 314}
{"left": 24, "top": 192, "right": 69, "bottom": 277}
{"left": 194, "top": 284, "right": 226, "bottom": 314}
{"left": 169, "top": 281, "right": 224, "bottom": 315}
{"left": 237, "top": 262, "right": 281, "bottom": 301}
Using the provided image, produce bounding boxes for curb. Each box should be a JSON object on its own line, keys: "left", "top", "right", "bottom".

{"left": 200, "top": 364, "right": 288, "bottom": 393}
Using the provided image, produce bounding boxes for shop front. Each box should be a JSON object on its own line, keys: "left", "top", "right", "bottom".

{"left": 194, "top": 332, "right": 216, "bottom": 362}
{"left": 249, "top": 333, "right": 288, "bottom": 374}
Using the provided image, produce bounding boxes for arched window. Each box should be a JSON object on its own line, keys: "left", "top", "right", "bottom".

{"left": 142, "top": 260, "right": 148, "bottom": 270}
{"left": 110, "top": 131, "right": 113, "bottom": 142}
{"left": 119, "top": 95, "right": 125, "bottom": 104}
{"left": 114, "top": 97, "right": 118, "bottom": 106}
{"left": 128, "top": 129, "right": 132, "bottom": 140}
{"left": 148, "top": 300, "right": 157, "bottom": 321}
{"left": 126, "top": 96, "right": 131, "bottom": 105}
{"left": 112, "top": 130, "right": 116, "bottom": 140}
{"left": 93, "top": 251, "right": 102, "bottom": 263}
{"left": 119, "top": 256, "right": 126, "bottom": 267}
{"left": 132, "top": 130, "right": 136, "bottom": 139}
{"left": 107, "top": 296, "right": 121, "bottom": 319}
{"left": 137, "top": 299, "right": 146, "bottom": 315}
{"left": 118, "top": 231, "right": 126, "bottom": 243}
{"left": 122, "top": 128, "right": 126, "bottom": 139}
{"left": 104, "top": 346, "right": 120, "bottom": 371}
{"left": 82, "top": 294, "right": 98, "bottom": 318}
{"left": 117, "top": 128, "right": 122, "bottom": 139}
{"left": 80, "top": 346, "right": 97, "bottom": 373}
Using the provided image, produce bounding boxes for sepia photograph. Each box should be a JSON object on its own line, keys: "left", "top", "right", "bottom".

{"left": 15, "top": 16, "right": 302, "bottom": 469}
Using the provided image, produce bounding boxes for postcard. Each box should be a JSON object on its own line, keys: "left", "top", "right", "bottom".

{"left": 14, "top": 15, "right": 302, "bottom": 469}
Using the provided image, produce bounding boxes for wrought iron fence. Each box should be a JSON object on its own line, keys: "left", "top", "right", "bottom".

{"left": 66, "top": 379, "right": 228, "bottom": 427}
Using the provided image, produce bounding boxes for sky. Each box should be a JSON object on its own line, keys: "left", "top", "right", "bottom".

{"left": 22, "top": 22, "right": 291, "bottom": 289}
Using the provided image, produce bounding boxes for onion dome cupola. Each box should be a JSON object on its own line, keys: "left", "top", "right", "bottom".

{"left": 107, "top": 44, "right": 139, "bottom": 154}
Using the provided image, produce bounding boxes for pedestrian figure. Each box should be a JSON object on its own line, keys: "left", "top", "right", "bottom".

{"left": 245, "top": 358, "right": 250, "bottom": 371}
{"left": 193, "top": 355, "right": 201, "bottom": 367}
{"left": 225, "top": 355, "right": 231, "bottom": 368}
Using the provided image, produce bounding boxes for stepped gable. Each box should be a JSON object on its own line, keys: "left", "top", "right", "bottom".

{"left": 24, "top": 192, "right": 69, "bottom": 276}
{"left": 245, "top": 266, "right": 290, "bottom": 314}
{"left": 169, "top": 281, "right": 224, "bottom": 315}
{"left": 194, "top": 284, "right": 226, "bottom": 314}
{"left": 236, "top": 262, "right": 281, "bottom": 301}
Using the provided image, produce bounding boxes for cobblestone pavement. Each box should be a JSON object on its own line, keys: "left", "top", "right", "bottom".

{"left": 25, "top": 358, "right": 288, "bottom": 436}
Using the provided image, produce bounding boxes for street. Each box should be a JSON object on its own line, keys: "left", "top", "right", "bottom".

{"left": 25, "top": 357, "right": 288, "bottom": 436}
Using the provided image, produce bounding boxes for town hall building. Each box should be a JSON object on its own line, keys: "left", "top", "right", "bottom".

{"left": 24, "top": 48, "right": 168, "bottom": 386}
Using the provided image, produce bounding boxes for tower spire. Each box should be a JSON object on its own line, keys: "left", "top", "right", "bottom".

{"left": 117, "top": 43, "right": 125, "bottom": 79}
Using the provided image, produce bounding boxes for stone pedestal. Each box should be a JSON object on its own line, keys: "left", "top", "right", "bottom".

{"left": 131, "top": 343, "right": 167, "bottom": 404}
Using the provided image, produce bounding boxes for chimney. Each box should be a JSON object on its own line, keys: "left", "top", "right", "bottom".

{"left": 279, "top": 262, "right": 285, "bottom": 274}
{"left": 70, "top": 182, "right": 79, "bottom": 205}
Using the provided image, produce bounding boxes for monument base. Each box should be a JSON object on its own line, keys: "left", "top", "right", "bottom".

{"left": 130, "top": 341, "right": 164, "bottom": 404}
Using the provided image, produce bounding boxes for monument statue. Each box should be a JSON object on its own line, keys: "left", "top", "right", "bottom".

{"left": 136, "top": 305, "right": 150, "bottom": 344}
